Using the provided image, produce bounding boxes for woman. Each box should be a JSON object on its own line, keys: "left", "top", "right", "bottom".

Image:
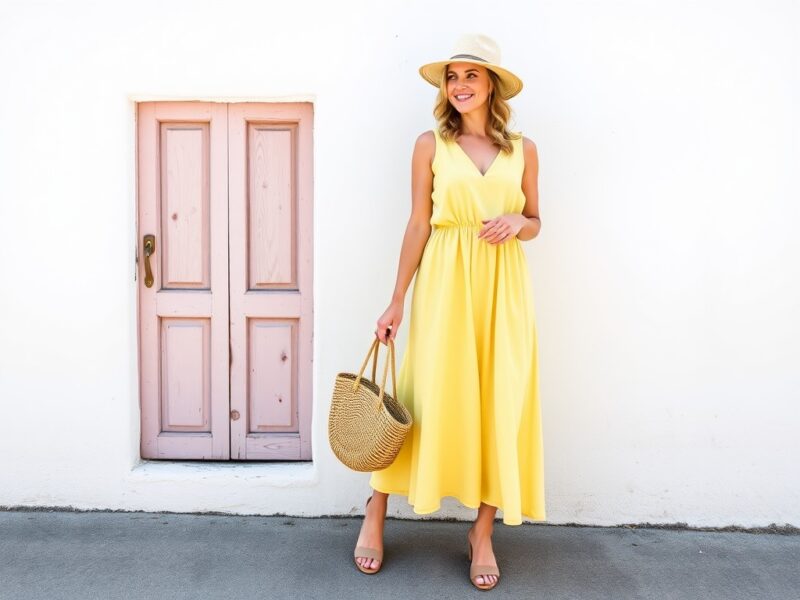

{"left": 353, "top": 33, "right": 546, "bottom": 591}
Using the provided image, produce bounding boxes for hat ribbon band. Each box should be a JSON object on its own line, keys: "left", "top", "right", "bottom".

{"left": 449, "top": 53, "right": 488, "bottom": 63}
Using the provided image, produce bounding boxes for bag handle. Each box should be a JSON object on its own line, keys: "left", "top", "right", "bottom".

{"left": 368, "top": 335, "right": 396, "bottom": 392}
{"left": 353, "top": 336, "right": 398, "bottom": 406}
{"left": 354, "top": 337, "right": 380, "bottom": 390}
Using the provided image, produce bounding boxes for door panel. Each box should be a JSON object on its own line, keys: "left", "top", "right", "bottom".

{"left": 160, "top": 318, "right": 211, "bottom": 431}
{"left": 160, "top": 123, "right": 211, "bottom": 289}
{"left": 248, "top": 126, "right": 296, "bottom": 289}
{"left": 248, "top": 319, "right": 297, "bottom": 432}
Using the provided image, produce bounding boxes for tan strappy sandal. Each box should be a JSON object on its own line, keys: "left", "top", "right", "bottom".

{"left": 353, "top": 496, "right": 384, "bottom": 574}
{"left": 467, "top": 537, "right": 500, "bottom": 591}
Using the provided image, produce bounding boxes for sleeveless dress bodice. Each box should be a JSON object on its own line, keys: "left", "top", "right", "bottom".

{"left": 430, "top": 127, "right": 527, "bottom": 228}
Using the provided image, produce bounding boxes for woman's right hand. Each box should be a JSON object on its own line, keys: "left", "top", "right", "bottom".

{"left": 375, "top": 300, "right": 403, "bottom": 344}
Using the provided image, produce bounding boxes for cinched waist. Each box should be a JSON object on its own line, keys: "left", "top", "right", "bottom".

{"left": 431, "top": 223, "right": 482, "bottom": 229}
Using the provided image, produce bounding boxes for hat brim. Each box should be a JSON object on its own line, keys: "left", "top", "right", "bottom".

{"left": 418, "top": 59, "right": 523, "bottom": 99}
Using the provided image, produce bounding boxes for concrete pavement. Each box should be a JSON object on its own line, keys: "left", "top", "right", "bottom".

{"left": 1, "top": 509, "right": 798, "bottom": 599}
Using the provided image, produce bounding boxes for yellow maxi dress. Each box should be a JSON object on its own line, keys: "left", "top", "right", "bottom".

{"left": 369, "top": 128, "right": 546, "bottom": 526}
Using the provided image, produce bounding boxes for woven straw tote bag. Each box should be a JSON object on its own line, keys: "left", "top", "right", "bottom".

{"left": 328, "top": 336, "right": 413, "bottom": 472}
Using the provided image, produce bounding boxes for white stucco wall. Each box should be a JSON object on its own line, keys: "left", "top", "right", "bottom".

{"left": 0, "top": 0, "right": 797, "bottom": 527}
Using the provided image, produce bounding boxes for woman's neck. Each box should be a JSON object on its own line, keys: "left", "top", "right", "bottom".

{"left": 459, "top": 108, "right": 490, "bottom": 138}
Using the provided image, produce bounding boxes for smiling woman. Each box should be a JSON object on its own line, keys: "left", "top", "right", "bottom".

{"left": 353, "top": 33, "right": 544, "bottom": 592}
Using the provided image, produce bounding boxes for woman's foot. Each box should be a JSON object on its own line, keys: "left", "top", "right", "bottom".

{"left": 468, "top": 508, "right": 499, "bottom": 589}
{"left": 354, "top": 492, "right": 387, "bottom": 573}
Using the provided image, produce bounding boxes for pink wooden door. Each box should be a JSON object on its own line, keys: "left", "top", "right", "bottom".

{"left": 137, "top": 101, "right": 313, "bottom": 461}
{"left": 228, "top": 103, "right": 313, "bottom": 459}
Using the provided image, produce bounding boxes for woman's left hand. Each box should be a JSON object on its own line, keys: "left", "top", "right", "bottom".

{"left": 478, "top": 214, "right": 526, "bottom": 244}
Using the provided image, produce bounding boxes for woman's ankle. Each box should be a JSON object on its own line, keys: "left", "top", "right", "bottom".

{"left": 366, "top": 494, "right": 388, "bottom": 521}
{"left": 370, "top": 490, "right": 389, "bottom": 502}
{"left": 469, "top": 519, "right": 495, "bottom": 538}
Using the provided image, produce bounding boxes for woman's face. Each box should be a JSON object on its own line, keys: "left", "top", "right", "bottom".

{"left": 445, "top": 62, "right": 494, "bottom": 113}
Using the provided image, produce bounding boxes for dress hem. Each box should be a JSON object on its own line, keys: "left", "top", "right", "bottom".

{"left": 369, "top": 482, "right": 547, "bottom": 526}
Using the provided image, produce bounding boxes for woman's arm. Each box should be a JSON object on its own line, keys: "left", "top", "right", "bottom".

{"left": 390, "top": 131, "right": 435, "bottom": 301}
{"left": 516, "top": 136, "right": 541, "bottom": 241}
{"left": 375, "top": 131, "right": 435, "bottom": 342}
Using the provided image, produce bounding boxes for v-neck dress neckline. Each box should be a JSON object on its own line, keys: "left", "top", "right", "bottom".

{"left": 453, "top": 137, "right": 502, "bottom": 177}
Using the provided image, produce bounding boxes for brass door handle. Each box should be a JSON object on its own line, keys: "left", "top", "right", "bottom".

{"left": 143, "top": 234, "right": 156, "bottom": 288}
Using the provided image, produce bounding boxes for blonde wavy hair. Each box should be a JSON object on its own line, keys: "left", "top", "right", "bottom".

{"left": 433, "top": 66, "right": 522, "bottom": 154}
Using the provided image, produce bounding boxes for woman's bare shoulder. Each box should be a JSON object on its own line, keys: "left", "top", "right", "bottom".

{"left": 415, "top": 129, "right": 436, "bottom": 148}
{"left": 521, "top": 135, "right": 538, "bottom": 152}
{"left": 413, "top": 129, "right": 437, "bottom": 163}
{"left": 521, "top": 135, "right": 539, "bottom": 172}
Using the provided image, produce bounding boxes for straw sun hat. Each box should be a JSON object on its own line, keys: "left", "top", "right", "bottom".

{"left": 418, "top": 33, "right": 523, "bottom": 100}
